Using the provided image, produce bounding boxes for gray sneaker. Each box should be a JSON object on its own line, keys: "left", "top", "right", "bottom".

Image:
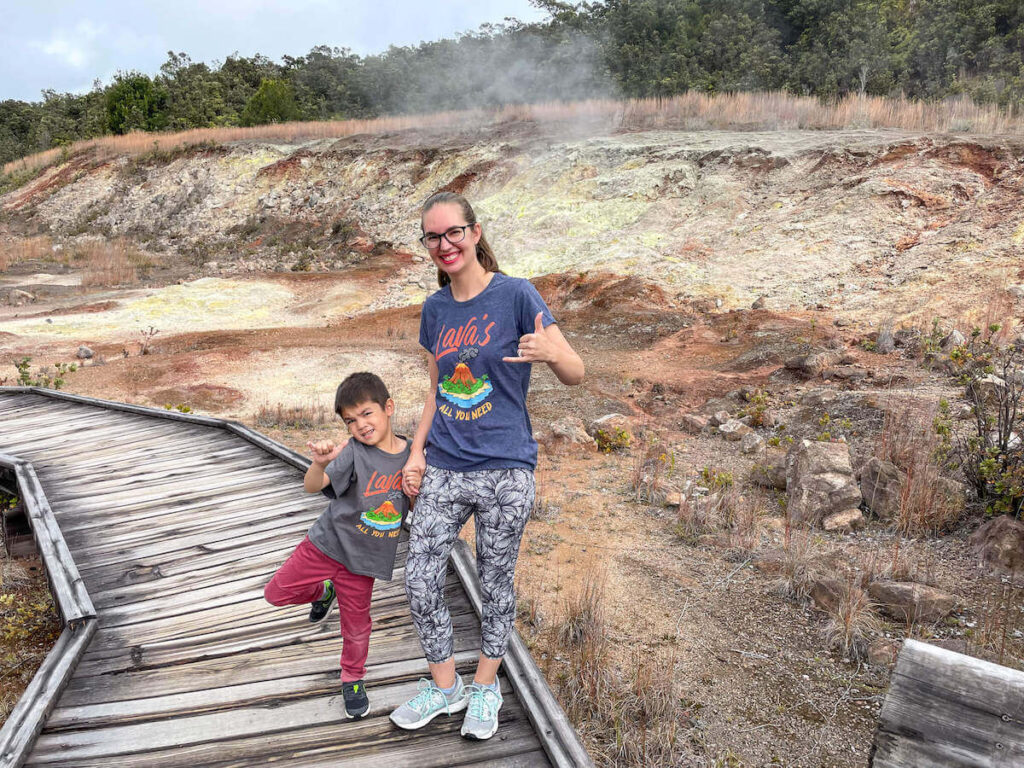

{"left": 389, "top": 676, "right": 468, "bottom": 730}
{"left": 460, "top": 683, "right": 503, "bottom": 740}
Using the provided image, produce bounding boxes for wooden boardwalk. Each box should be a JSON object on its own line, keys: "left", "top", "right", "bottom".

{"left": 0, "top": 388, "right": 590, "bottom": 768}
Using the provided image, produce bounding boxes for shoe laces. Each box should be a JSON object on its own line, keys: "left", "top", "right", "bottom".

{"left": 466, "top": 684, "right": 501, "bottom": 721}
{"left": 407, "top": 678, "right": 447, "bottom": 715}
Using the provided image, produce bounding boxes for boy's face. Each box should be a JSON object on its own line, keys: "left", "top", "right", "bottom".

{"left": 340, "top": 398, "right": 394, "bottom": 447}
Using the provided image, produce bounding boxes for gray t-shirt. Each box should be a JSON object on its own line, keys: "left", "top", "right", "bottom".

{"left": 307, "top": 437, "right": 411, "bottom": 580}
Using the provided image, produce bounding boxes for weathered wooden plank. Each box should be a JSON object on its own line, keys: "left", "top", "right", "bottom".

{"left": 13, "top": 462, "right": 95, "bottom": 625}
{"left": 56, "top": 484, "right": 308, "bottom": 540}
{"left": 0, "top": 419, "right": 188, "bottom": 454}
{"left": 29, "top": 677, "right": 521, "bottom": 762}
{"left": 63, "top": 609, "right": 482, "bottom": 704}
{"left": 45, "top": 447, "right": 268, "bottom": 488}
{"left": 63, "top": 493, "right": 312, "bottom": 555}
{"left": 49, "top": 650, "right": 480, "bottom": 730}
{"left": 0, "top": 622, "right": 96, "bottom": 768}
{"left": 83, "top": 534, "right": 409, "bottom": 594}
{"left": 7, "top": 426, "right": 223, "bottom": 463}
{"left": 872, "top": 639, "right": 1024, "bottom": 768}
{"left": 30, "top": 683, "right": 541, "bottom": 768}
{"left": 74, "top": 593, "right": 474, "bottom": 679}
{"left": 62, "top": 614, "right": 477, "bottom": 704}
{"left": 46, "top": 464, "right": 299, "bottom": 505}
{"left": 69, "top": 516, "right": 314, "bottom": 572}
{"left": 84, "top": 574, "right": 459, "bottom": 652}
{"left": 54, "top": 483, "right": 304, "bottom": 528}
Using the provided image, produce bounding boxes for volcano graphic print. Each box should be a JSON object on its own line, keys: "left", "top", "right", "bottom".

{"left": 438, "top": 362, "right": 493, "bottom": 408}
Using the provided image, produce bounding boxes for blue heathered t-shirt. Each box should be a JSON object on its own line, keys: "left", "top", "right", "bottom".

{"left": 418, "top": 273, "right": 555, "bottom": 471}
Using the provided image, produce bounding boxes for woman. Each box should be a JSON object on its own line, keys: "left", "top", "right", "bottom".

{"left": 389, "top": 191, "right": 584, "bottom": 740}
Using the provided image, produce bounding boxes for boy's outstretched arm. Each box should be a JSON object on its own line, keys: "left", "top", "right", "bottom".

{"left": 304, "top": 439, "right": 347, "bottom": 493}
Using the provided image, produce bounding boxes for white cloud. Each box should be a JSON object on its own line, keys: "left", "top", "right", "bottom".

{"left": 34, "top": 20, "right": 105, "bottom": 70}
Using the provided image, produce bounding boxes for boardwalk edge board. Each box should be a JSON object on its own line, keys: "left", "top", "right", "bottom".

{"left": 0, "top": 387, "right": 593, "bottom": 768}
{"left": 0, "top": 448, "right": 97, "bottom": 768}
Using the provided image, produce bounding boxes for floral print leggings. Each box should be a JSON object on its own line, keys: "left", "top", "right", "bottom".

{"left": 405, "top": 465, "right": 534, "bottom": 663}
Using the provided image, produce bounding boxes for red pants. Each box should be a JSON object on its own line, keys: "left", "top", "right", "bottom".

{"left": 264, "top": 537, "right": 375, "bottom": 682}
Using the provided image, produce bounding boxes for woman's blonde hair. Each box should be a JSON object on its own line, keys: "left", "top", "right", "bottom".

{"left": 420, "top": 191, "right": 500, "bottom": 288}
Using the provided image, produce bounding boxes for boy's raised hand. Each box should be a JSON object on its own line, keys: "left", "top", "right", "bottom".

{"left": 307, "top": 438, "right": 347, "bottom": 468}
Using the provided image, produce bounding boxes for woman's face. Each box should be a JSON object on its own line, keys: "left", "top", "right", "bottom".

{"left": 421, "top": 202, "right": 482, "bottom": 280}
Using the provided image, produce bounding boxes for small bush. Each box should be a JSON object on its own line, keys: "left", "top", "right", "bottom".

{"left": 595, "top": 427, "right": 630, "bottom": 453}
{"left": 936, "top": 326, "right": 1024, "bottom": 518}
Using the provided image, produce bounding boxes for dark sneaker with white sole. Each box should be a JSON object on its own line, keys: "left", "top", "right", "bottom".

{"left": 308, "top": 580, "right": 335, "bottom": 623}
{"left": 343, "top": 679, "right": 369, "bottom": 719}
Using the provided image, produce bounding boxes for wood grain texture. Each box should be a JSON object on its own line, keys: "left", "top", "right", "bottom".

{"left": 871, "top": 639, "right": 1024, "bottom": 768}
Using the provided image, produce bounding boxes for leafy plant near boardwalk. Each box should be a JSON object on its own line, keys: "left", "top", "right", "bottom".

{"left": 936, "top": 325, "right": 1024, "bottom": 518}
{"left": 11, "top": 358, "right": 77, "bottom": 390}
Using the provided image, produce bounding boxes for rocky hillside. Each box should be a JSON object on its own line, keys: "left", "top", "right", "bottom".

{"left": 4, "top": 124, "right": 1023, "bottom": 324}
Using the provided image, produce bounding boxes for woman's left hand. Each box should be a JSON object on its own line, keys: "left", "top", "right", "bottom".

{"left": 503, "top": 312, "right": 555, "bottom": 364}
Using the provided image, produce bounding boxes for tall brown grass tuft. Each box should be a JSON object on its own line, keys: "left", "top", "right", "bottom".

{"left": 0, "top": 236, "right": 54, "bottom": 272}
{"left": 824, "top": 578, "right": 881, "bottom": 662}
{"left": 254, "top": 400, "right": 333, "bottom": 430}
{"left": 876, "top": 401, "right": 963, "bottom": 535}
{"left": 75, "top": 239, "right": 139, "bottom": 288}
{"left": 6, "top": 92, "right": 1021, "bottom": 178}
{"left": 775, "top": 522, "right": 819, "bottom": 602}
{"left": 550, "top": 566, "right": 690, "bottom": 765}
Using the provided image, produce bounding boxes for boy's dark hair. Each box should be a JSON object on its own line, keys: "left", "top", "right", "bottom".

{"left": 335, "top": 372, "right": 390, "bottom": 415}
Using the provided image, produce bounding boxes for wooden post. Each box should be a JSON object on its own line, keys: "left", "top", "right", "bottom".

{"left": 871, "top": 639, "right": 1024, "bottom": 767}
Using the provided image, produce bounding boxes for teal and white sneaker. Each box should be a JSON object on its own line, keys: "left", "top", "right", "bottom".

{"left": 460, "top": 683, "right": 503, "bottom": 740}
{"left": 389, "top": 676, "right": 468, "bottom": 730}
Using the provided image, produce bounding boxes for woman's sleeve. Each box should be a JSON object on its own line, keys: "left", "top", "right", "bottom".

{"left": 517, "top": 280, "right": 557, "bottom": 335}
{"left": 418, "top": 299, "right": 434, "bottom": 354}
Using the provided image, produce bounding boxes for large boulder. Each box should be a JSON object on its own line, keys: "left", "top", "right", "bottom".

{"left": 860, "top": 457, "right": 906, "bottom": 521}
{"left": 785, "top": 351, "right": 840, "bottom": 378}
{"left": 719, "top": 419, "right": 753, "bottom": 441}
{"left": 535, "top": 417, "right": 597, "bottom": 455}
{"left": 751, "top": 448, "right": 788, "bottom": 490}
{"left": 969, "top": 374, "right": 1008, "bottom": 406}
{"left": 823, "top": 508, "right": 865, "bottom": 532}
{"left": 867, "top": 581, "right": 956, "bottom": 623}
{"left": 786, "top": 440, "right": 863, "bottom": 526}
{"left": 969, "top": 516, "right": 1024, "bottom": 576}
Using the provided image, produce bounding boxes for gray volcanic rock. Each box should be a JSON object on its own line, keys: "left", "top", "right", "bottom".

{"left": 785, "top": 439, "right": 862, "bottom": 526}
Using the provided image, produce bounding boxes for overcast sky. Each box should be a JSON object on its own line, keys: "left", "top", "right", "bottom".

{"left": 0, "top": 0, "right": 547, "bottom": 102}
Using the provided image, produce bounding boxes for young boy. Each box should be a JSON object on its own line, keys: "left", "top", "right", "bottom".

{"left": 263, "top": 372, "right": 411, "bottom": 719}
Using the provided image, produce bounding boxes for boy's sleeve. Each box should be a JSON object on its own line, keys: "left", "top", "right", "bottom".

{"left": 517, "top": 279, "right": 556, "bottom": 336}
{"left": 321, "top": 441, "right": 356, "bottom": 499}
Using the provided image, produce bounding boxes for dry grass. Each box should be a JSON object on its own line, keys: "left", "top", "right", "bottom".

{"left": 824, "top": 579, "right": 882, "bottom": 663}
{"left": 876, "top": 401, "right": 964, "bottom": 535}
{"left": 6, "top": 92, "right": 1021, "bottom": 178}
{"left": 548, "top": 566, "right": 689, "bottom": 766}
{"left": 1, "top": 510, "right": 63, "bottom": 728}
{"left": 0, "top": 235, "right": 54, "bottom": 271}
{"left": 254, "top": 400, "right": 333, "bottom": 430}
{"left": 775, "top": 524, "right": 820, "bottom": 602}
{"left": 74, "top": 239, "right": 141, "bottom": 288}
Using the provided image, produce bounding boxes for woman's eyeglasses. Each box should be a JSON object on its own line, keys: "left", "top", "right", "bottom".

{"left": 419, "top": 225, "right": 472, "bottom": 250}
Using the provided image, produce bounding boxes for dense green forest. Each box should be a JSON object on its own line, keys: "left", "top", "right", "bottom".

{"left": 1, "top": 0, "right": 1021, "bottom": 165}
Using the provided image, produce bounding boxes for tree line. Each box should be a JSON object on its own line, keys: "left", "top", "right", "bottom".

{"left": 1, "top": 0, "right": 1021, "bottom": 166}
